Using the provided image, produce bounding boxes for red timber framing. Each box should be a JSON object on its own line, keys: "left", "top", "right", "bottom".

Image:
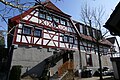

{"left": 9, "top": 1, "right": 78, "bottom": 50}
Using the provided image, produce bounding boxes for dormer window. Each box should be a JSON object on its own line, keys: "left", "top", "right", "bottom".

{"left": 83, "top": 26, "right": 87, "bottom": 35}
{"left": 93, "top": 29, "right": 96, "bottom": 38}
{"left": 89, "top": 28, "right": 93, "bottom": 37}
{"left": 80, "top": 25, "right": 83, "bottom": 34}
{"left": 86, "top": 27, "right": 90, "bottom": 36}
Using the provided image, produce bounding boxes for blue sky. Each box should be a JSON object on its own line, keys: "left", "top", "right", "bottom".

{"left": 51, "top": 0, "right": 120, "bottom": 21}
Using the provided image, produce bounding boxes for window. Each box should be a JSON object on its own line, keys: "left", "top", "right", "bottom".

{"left": 34, "top": 29, "right": 42, "bottom": 37}
{"left": 68, "top": 27, "right": 73, "bottom": 32}
{"left": 67, "top": 21, "right": 71, "bottom": 26}
{"left": 69, "top": 37, "right": 74, "bottom": 43}
{"left": 39, "top": 12, "right": 45, "bottom": 19}
{"left": 63, "top": 35, "right": 68, "bottom": 42}
{"left": 74, "top": 39, "right": 78, "bottom": 44}
{"left": 80, "top": 25, "right": 83, "bottom": 34}
{"left": 103, "top": 47, "right": 109, "bottom": 54}
{"left": 61, "top": 19, "right": 66, "bottom": 25}
{"left": 54, "top": 22, "right": 58, "bottom": 27}
{"left": 83, "top": 26, "right": 87, "bottom": 35}
{"left": 93, "top": 29, "right": 96, "bottom": 38}
{"left": 23, "top": 26, "right": 31, "bottom": 35}
{"left": 47, "top": 15, "right": 52, "bottom": 21}
{"left": 86, "top": 54, "right": 92, "bottom": 66}
{"left": 95, "top": 30, "right": 102, "bottom": 39}
{"left": 80, "top": 46, "right": 85, "bottom": 50}
{"left": 89, "top": 28, "right": 93, "bottom": 37}
{"left": 53, "top": 17, "right": 59, "bottom": 23}
{"left": 86, "top": 27, "right": 90, "bottom": 36}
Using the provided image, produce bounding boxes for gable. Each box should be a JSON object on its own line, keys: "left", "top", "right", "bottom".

{"left": 43, "top": 1, "right": 62, "bottom": 13}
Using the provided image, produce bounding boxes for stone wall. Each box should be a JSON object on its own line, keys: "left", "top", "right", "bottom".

{"left": 11, "top": 47, "right": 53, "bottom": 74}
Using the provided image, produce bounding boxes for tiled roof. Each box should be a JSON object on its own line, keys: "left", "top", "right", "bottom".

{"left": 80, "top": 33, "right": 113, "bottom": 46}
{"left": 43, "top": 1, "right": 62, "bottom": 13}
{"left": 106, "top": 37, "right": 116, "bottom": 44}
{"left": 100, "top": 39, "right": 113, "bottom": 46}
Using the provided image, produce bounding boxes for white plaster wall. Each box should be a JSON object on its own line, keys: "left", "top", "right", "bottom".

{"left": 101, "top": 55, "right": 112, "bottom": 67}
{"left": 73, "top": 51, "right": 80, "bottom": 71}
{"left": 81, "top": 52, "right": 87, "bottom": 67}
{"left": 92, "top": 54, "right": 99, "bottom": 67}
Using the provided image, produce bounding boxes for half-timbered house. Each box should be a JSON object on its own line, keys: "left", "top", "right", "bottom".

{"left": 8, "top": 1, "right": 114, "bottom": 80}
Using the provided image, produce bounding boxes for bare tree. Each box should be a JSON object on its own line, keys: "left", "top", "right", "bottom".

{"left": 80, "top": 3, "right": 109, "bottom": 80}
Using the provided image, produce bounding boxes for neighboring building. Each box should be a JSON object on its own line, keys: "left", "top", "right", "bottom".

{"left": 8, "top": 1, "right": 114, "bottom": 80}
{"left": 75, "top": 22, "right": 113, "bottom": 73}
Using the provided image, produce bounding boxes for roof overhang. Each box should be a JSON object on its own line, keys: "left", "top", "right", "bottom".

{"left": 104, "top": 2, "right": 120, "bottom": 36}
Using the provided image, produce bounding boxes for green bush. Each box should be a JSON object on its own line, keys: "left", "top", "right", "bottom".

{"left": 9, "top": 65, "right": 22, "bottom": 80}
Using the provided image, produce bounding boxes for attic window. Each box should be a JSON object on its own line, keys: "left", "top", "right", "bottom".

{"left": 79, "top": 25, "right": 83, "bottom": 34}
{"left": 86, "top": 27, "right": 90, "bottom": 36}
{"left": 53, "top": 17, "right": 59, "bottom": 23}
{"left": 39, "top": 12, "right": 46, "bottom": 19}
{"left": 61, "top": 19, "right": 66, "bottom": 25}
{"left": 47, "top": 15, "right": 52, "bottom": 21}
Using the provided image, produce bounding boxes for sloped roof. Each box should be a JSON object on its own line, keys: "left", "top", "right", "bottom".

{"left": 43, "top": 1, "right": 62, "bottom": 13}
{"left": 9, "top": 8, "right": 34, "bottom": 23}
{"left": 106, "top": 37, "right": 116, "bottom": 44}
{"left": 9, "top": 1, "right": 70, "bottom": 23}
{"left": 80, "top": 33, "right": 113, "bottom": 46}
{"left": 100, "top": 39, "right": 113, "bottom": 46}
